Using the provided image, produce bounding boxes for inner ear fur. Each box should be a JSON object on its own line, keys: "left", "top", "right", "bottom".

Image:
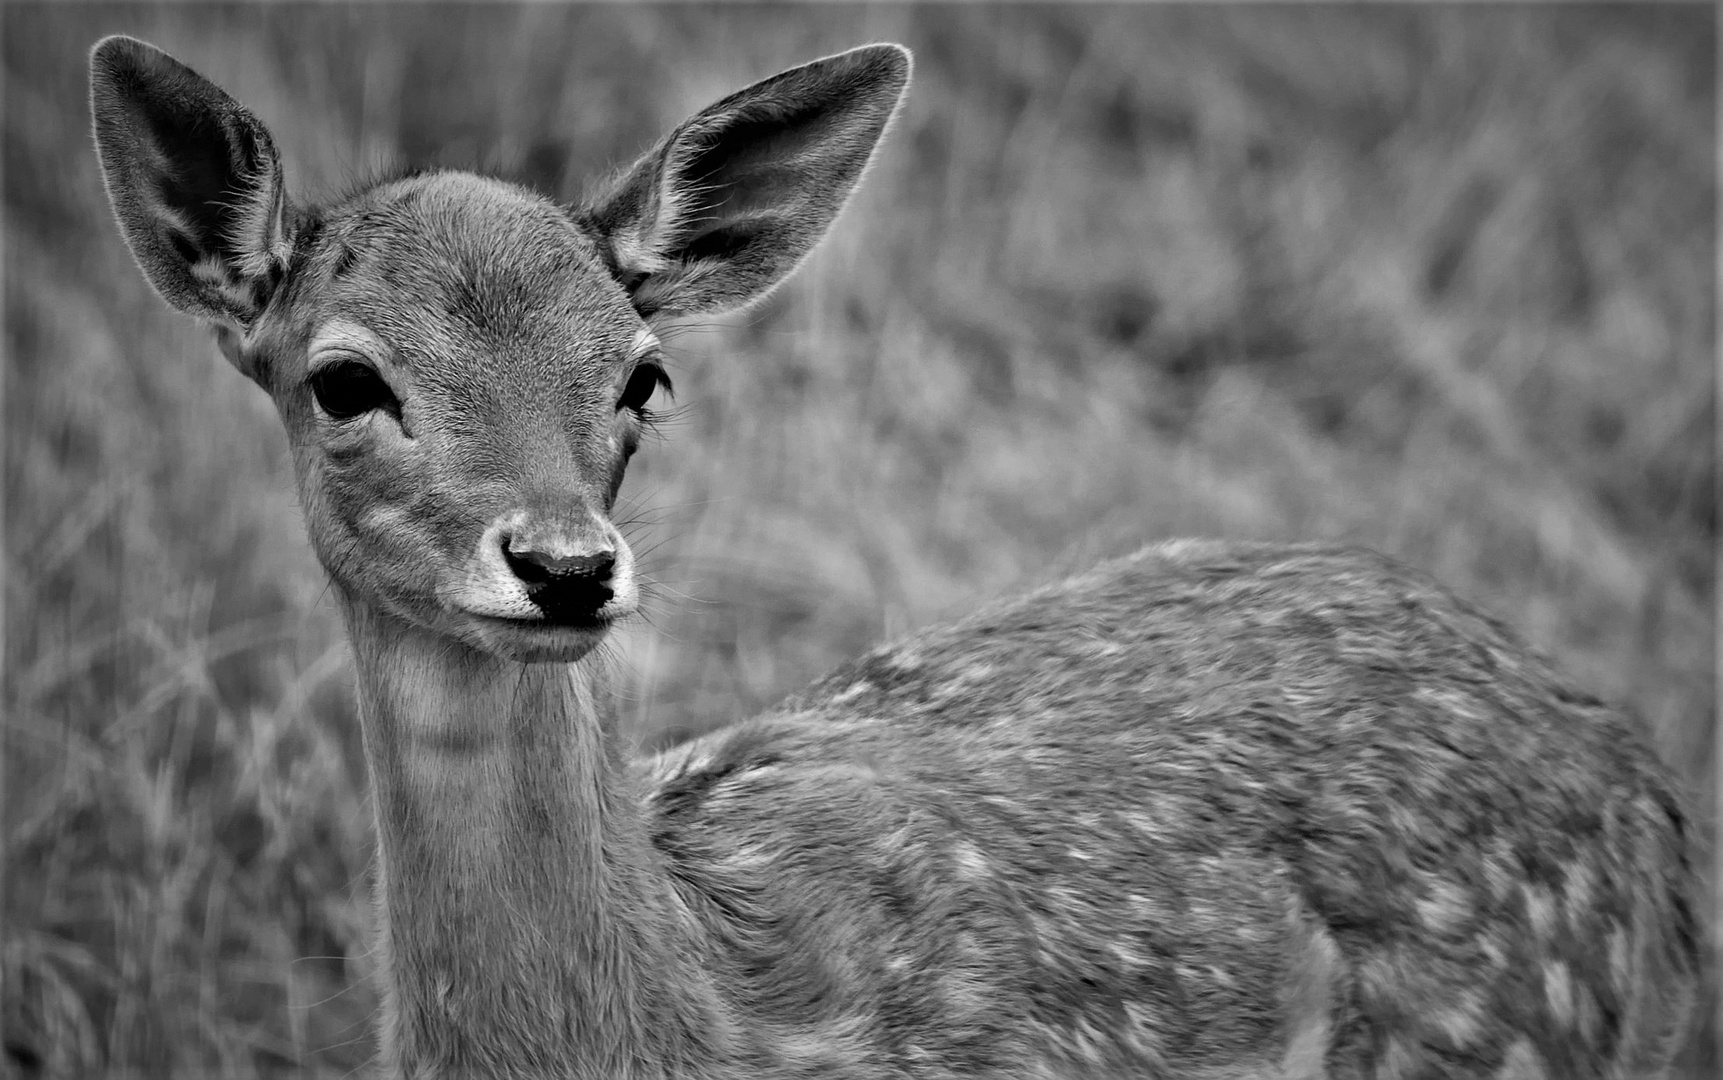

{"left": 90, "top": 35, "right": 293, "bottom": 327}
{"left": 581, "top": 43, "right": 911, "bottom": 318}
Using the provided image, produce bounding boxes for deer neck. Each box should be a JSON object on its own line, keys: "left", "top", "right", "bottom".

{"left": 340, "top": 600, "right": 725, "bottom": 1077}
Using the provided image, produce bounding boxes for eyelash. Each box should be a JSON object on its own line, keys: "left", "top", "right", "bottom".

{"left": 618, "top": 359, "right": 673, "bottom": 419}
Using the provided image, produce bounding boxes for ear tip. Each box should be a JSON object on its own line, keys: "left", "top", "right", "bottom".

{"left": 861, "top": 42, "right": 913, "bottom": 65}
{"left": 851, "top": 42, "right": 913, "bottom": 88}
{"left": 89, "top": 37, "right": 139, "bottom": 117}
{"left": 90, "top": 34, "right": 155, "bottom": 72}
{"left": 90, "top": 35, "right": 188, "bottom": 98}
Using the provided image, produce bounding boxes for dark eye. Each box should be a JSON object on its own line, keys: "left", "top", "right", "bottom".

{"left": 618, "top": 361, "right": 672, "bottom": 414}
{"left": 310, "top": 361, "right": 397, "bottom": 420}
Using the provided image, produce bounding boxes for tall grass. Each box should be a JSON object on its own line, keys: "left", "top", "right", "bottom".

{"left": 4, "top": 4, "right": 1714, "bottom": 1076}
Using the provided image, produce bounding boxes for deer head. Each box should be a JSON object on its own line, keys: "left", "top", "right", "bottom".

{"left": 91, "top": 35, "right": 910, "bottom": 663}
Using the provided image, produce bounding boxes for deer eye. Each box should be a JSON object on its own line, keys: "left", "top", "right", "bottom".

{"left": 618, "top": 361, "right": 672, "bottom": 415}
{"left": 310, "top": 360, "right": 397, "bottom": 420}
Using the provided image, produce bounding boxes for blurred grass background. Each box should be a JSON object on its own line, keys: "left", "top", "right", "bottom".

{"left": 2, "top": 3, "right": 1714, "bottom": 1076}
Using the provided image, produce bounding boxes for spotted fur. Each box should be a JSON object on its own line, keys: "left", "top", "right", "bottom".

{"left": 655, "top": 541, "right": 1695, "bottom": 1078}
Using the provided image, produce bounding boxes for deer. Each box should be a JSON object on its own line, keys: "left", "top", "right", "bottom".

{"left": 89, "top": 33, "right": 1698, "bottom": 1080}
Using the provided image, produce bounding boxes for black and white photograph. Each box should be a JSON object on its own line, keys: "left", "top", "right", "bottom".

{"left": 3, "top": 3, "right": 1715, "bottom": 1077}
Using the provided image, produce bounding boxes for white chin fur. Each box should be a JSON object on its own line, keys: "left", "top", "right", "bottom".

{"left": 462, "top": 619, "right": 614, "bottom": 665}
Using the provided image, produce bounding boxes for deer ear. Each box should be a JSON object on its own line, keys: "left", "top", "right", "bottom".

{"left": 90, "top": 35, "right": 293, "bottom": 327}
{"left": 582, "top": 44, "right": 910, "bottom": 318}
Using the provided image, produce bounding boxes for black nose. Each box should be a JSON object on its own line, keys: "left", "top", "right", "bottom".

{"left": 502, "top": 541, "right": 615, "bottom": 623}
{"left": 504, "top": 545, "right": 615, "bottom": 585}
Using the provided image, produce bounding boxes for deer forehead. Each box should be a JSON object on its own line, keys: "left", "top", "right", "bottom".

{"left": 300, "top": 172, "right": 641, "bottom": 380}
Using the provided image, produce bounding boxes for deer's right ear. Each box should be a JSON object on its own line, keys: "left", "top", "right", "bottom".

{"left": 90, "top": 36, "right": 292, "bottom": 330}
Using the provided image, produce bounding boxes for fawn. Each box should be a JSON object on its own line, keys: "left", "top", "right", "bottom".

{"left": 91, "top": 34, "right": 1696, "bottom": 1080}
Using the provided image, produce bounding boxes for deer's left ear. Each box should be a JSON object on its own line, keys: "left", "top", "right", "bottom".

{"left": 90, "top": 35, "right": 293, "bottom": 328}
{"left": 581, "top": 44, "right": 911, "bottom": 318}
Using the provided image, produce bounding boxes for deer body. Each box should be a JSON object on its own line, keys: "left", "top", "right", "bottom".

{"left": 91, "top": 36, "right": 1696, "bottom": 1080}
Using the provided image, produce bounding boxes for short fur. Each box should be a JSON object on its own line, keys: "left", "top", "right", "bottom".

{"left": 91, "top": 35, "right": 1696, "bottom": 1080}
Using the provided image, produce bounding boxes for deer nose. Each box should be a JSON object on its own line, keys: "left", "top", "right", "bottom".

{"left": 501, "top": 536, "right": 616, "bottom": 622}
{"left": 503, "top": 544, "right": 615, "bottom": 585}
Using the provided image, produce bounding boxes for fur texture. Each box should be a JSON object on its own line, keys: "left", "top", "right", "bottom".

{"left": 91, "top": 34, "right": 1696, "bottom": 1080}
